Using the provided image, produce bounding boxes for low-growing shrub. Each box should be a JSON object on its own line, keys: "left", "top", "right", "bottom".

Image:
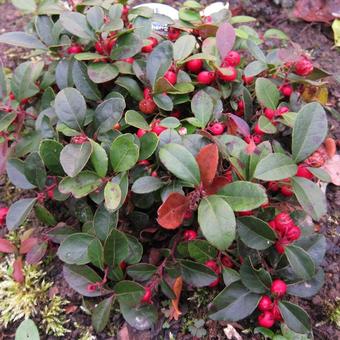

{"left": 0, "top": 0, "right": 336, "bottom": 336}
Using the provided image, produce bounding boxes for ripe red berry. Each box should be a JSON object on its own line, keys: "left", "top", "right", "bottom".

{"left": 271, "top": 279, "right": 286, "bottom": 297}
{"left": 0, "top": 207, "right": 9, "bottom": 226}
{"left": 275, "top": 241, "right": 286, "bottom": 254}
{"left": 277, "top": 106, "right": 289, "bottom": 116}
{"left": 258, "top": 311, "right": 275, "bottom": 328}
{"left": 218, "top": 66, "right": 237, "bottom": 81}
{"left": 295, "top": 58, "right": 314, "bottom": 76}
{"left": 280, "top": 84, "right": 293, "bottom": 97}
{"left": 254, "top": 124, "right": 264, "bottom": 135}
{"left": 253, "top": 134, "right": 263, "bottom": 144}
{"left": 164, "top": 70, "right": 177, "bottom": 85}
{"left": 197, "top": 71, "right": 215, "bottom": 85}
{"left": 151, "top": 121, "right": 167, "bottom": 135}
{"left": 274, "top": 213, "right": 294, "bottom": 235}
{"left": 47, "top": 189, "right": 54, "bottom": 200}
{"left": 242, "top": 74, "right": 254, "bottom": 85}
{"left": 237, "top": 100, "right": 244, "bottom": 111}
{"left": 136, "top": 129, "right": 147, "bottom": 138}
{"left": 258, "top": 295, "right": 273, "bottom": 312}
{"left": 121, "top": 57, "right": 135, "bottom": 64}
{"left": 9, "top": 92, "right": 15, "bottom": 101}
{"left": 224, "top": 50, "right": 241, "bottom": 67}
{"left": 151, "top": 171, "right": 158, "bottom": 177}
{"left": 119, "top": 261, "right": 127, "bottom": 270}
{"left": 138, "top": 160, "right": 150, "bottom": 166}
{"left": 95, "top": 41, "right": 104, "bottom": 54}
{"left": 205, "top": 260, "right": 220, "bottom": 274}
{"left": 221, "top": 255, "right": 233, "bottom": 268}
{"left": 141, "top": 287, "right": 152, "bottom": 303}
{"left": 281, "top": 185, "right": 293, "bottom": 197}
{"left": 67, "top": 44, "right": 83, "bottom": 54}
{"left": 268, "top": 181, "right": 279, "bottom": 192}
{"left": 296, "top": 164, "right": 313, "bottom": 180}
{"left": 264, "top": 108, "right": 276, "bottom": 120}
{"left": 122, "top": 5, "right": 129, "bottom": 16}
{"left": 149, "top": 37, "right": 158, "bottom": 47}
{"left": 186, "top": 59, "right": 203, "bottom": 74}
{"left": 183, "top": 229, "right": 197, "bottom": 241}
{"left": 142, "top": 40, "right": 154, "bottom": 53}
{"left": 272, "top": 301, "right": 283, "bottom": 321}
{"left": 168, "top": 27, "right": 181, "bottom": 41}
{"left": 286, "top": 225, "right": 301, "bottom": 242}
{"left": 209, "top": 122, "right": 224, "bottom": 135}
{"left": 139, "top": 98, "right": 156, "bottom": 114}
{"left": 143, "top": 88, "right": 152, "bottom": 99}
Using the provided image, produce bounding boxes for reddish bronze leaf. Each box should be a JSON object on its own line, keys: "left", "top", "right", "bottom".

{"left": 19, "top": 237, "right": 39, "bottom": 254}
{"left": 157, "top": 193, "right": 189, "bottom": 229}
{"left": 0, "top": 238, "right": 16, "bottom": 253}
{"left": 13, "top": 257, "right": 25, "bottom": 283}
{"left": 205, "top": 176, "right": 231, "bottom": 195}
{"left": 196, "top": 144, "right": 219, "bottom": 188}
{"left": 169, "top": 276, "right": 183, "bottom": 321}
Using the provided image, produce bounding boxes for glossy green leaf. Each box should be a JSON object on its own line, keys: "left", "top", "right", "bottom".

{"left": 240, "top": 262, "right": 271, "bottom": 294}
{"left": 255, "top": 77, "right": 280, "bottom": 109}
{"left": 90, "top": 140, "right": 108, "bottom": 177}
{"left": 139, "top": 132, "right": 158, "bottom": 160}
{"left": 110, "top": 33, "right": 143, "bottom": 60}
{"left": 104, "top": 229, "right": 128, "bottom": 266}
{"left": 6, "top": 198, "right": 37, "bottom": 230}
{"left": 191, "top": 90, "right": 213, "bottom": 128}
{"left": 91, "top": 296, "right": 113, "bottom": 332}
{"left": 126, "top": 263, "right": 157, "bottom": 281}
{"left": 173, "top": 34, "right": 196, "bottom": 61}
{"left": 114, "top": 280, "right": 144, "bottom": 307}
{"left": 180, "top": 260, "right": 218, "bottom": 287}
{"left": 39, "top": 140, "right": 64, "bottom": 175}
{"left": 188, "top": 240, "right": 218, "bottom": 263}
{"left": 24, "top": 152, "right": 46, "bottom": 190}
{"left": 87, "top": 63, "right": 119, "bottom": 83}
{"left": 93, "top": 205, "right": 118, "bottom": 241}
{"left": 60, "top": 12, "right": 95, "bottom": 40}
{"left": 0, "top": 32, "right": 46, "bottom": 49}
{"left": 131, "top": 176, "right": 163, "bottom": 194}
{"left": 125, "top": 110, "right": 150, "bottom": 130}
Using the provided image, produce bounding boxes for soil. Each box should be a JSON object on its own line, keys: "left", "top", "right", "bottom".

{"left": 0, "top": 0, "right": 339, "bottom": 339}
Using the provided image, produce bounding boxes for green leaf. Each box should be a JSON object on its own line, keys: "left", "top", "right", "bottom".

{"left": 74, "top": 52, "right": 104, "bottom": 61}
{"left": 6, "top": 159, "right": 36, "bottom": 189}
{"left": 139, "top": 132, "right": 159, "bottom": 160}
{"left": 72, "top": 61, "right": 101, "bottom": 101}
{"left": 0, "top": 112, "right": 16, "bottom": 132}
{"left": 218, "top": 181, "right": 267, "bottom": 211}
{"left": 93, "top": 205, "right": 118, "bottom": 241}
{"left": 91, "top": 296, "right": 113, "bottom": 332}
{"left": 110, "top": 134, "right": 139, "bottom": 172}
{"left": 180, "top": 260, "right": 218, "bottom": 287}
{"left": 188, "top": 240, "right": 218, "bottom": 263}
{"left": 55, "top": 59, "right": 74, "bottom": 90}
{"left": 160, "top": 117, "right": 180, "bottom": 129}
{"left": 39, "top": 139, "right": 64, "bottom": 176}
{"left": 125, "top": 110, "right": 150, "bottom": 130}
{"left": 285, "top": 245, "right": 315, "bottom": 281}
{"left": 292, "top": 177, "right": 327, "bottom": 221}
{"left": 222, "top": 268, "right": 240, "bottom": 287}
{"left": 115, "top": 76, "right": 143, "bottom": 101}
{"left": 278, "top": 301, "right": 311, "bottom": 334}
{"left": 125, "top": 234, "right": 143, "bottom": 264}
{"left": 114, "top": 280, "right": 144, "bottom": 307}
{"left": 24, "top": 152, "right": 46, "bottom": 190}
{"left": 34, "top": 204, "right": 57, "bottom": 226}
{"left": 131, "top": 176, "right": 163, "bottom": 194}
{"left": 307, "top": 167, "right": 331, "bottom": 182}
{"left": 173, "top": 35, "right": 196, "bottom": 61}
{"left": 120, "top": 303, "right": 157, "bottom": 331}
{"left": 59, "top": 171, "right": 101, "bottom": 198}
{"left": 237, "top": 216, "right": 276, "bottom": 250}
{"left": 295, "top": 234, "right": 326, "bottom": 266}
{"left": 264, "top": 28, "right": 289, "bottom": 40}
{"left": 153, "top": 93, "right": 173, "bottom": 111}
{"left": 87, "top": 63, "right": 119, "bottom": 83}
{"left": 159, "top": 143, "right": 200, "bottom": 186}
{"left": 247, "top": 40, "right": 266, "bottom": 63}
{"left": 104, "top": 229, "right": 128, "bottom": 266}
{"left": 254, "top": 153, "right": 297, "bottom": 181}
{"left": 292, "top": 102, "right": 328, "bottom": 162}
{"left": 15, "top": 319, "right": 40, "bottom": 340}
{"left": 86, "top": 6, "right": 104, "bottom": 31}
{"left": 244, "top": 60, "right": 268, "bottom": 77}
{"left": 57, "top": 233, "right": 96, "bottom": 265}
{"left": 198, "top": 195, "right": 236, "bottom": 251}
{"left": 179, "top": 7, "right": 201, "bottom": 22}
{"left": 54, "top": 88, "right": 86, "bottom": 131}
{"left": 60, "top": 142, "right": 92, "bottom": 177}
{"left": 255, "top": 77, "right": 280, "bottom": 109}
{"left": 60, "top": 12, "right": 95, "bottom": 40}
{"left": 126, "top": 263, "right": 157, "bottom": 281}
{"left": 0, "top": 32, "right": 46, "bottom": 49}
{"left": 6, "top": 198, "right": 37, "bottom": 230}
{"left": 240, "top": 262, "right": 271, "bottom": 294}
{"left": 110, "top": 32, "right": 143, "bottom": 60}
{"left": 90, "top": 140, "right": 108, "bottom": 177}
{"left": 209, "top": 281, "right": 260, "bottom": 321}
{"left": 191, "top": 90, "right": 213, "bottom": 128}
{"left": 104, "top": 182, "right": 121, "bottom": 212}
{"left": 258, "top": 115, "right": 277, "bottom": 134}
{"left": 146, "top": 41, "right": 173, "bottom": 87}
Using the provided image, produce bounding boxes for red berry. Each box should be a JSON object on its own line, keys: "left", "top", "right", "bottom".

{"left": 274, "top": 213, "right": 294, "bottom": 235}
{"left": 0, "top": 207, "right": 9, "bottom": 226}
{"left": 280, "top": 84, "right": 293, "bottom": 97}
{"left": 237, "top": 100, "right": 244, "bottom": 111}
{"left": 268, "top": 181, "right": 279, "bottom": 192}
{"left": 296, "top": 164, "right": 313, "bottom": 180}
{"left": 209, "top": 122, "right": 224, "bottom": 135}
{"left": 253, "top": 134, "right": 263, "bottom": 144}
{"left": 258, "top": 311, "right": 275, "bottom": 328}
{"left": 149, "top": 37, "right": 158, "bottom": 47}
{"left": 277, "top": 106, "right": 289, "bottom": 116}
{"left": 151, "top": 122, "right": 166, "bottom": 136}
{"left": 281, "top": 185, "right": 293, "bottom": 197}
{"left": 122, "top": 5, "right": 129, "bottom": 16}
{"left": 139, "top": 98, "right": 156, "bottom": 114}
{"left": 197, "top": 71, "right": 215, "bottom": 85}
{"left": 258, "top": 295, "right": 273, "bottom": 312}
{"left": 295, "top": 57, "right": 314, "bottom": 76}
{"left": 221, "top": 255, "right": 233, "bottom": 268}
{"left": 271, "top": 279, "right": 286, "bottom": 297}
{"left": 138, "top": 160, "right": 150, "bottom": 166}
{"left": 9, "top": 92, "right": 15, "bottom": 101}
{"left": 209, "top": 277, "right": 220, "bottom": 287}
{"left": 67, "top": 44, "right": 83, "bottom": 54}
{"left": 136, "top": 129, "right": 147, "bottom": 138}
{"left": 47, "top": 189, "right": 54, "bottom": 200}
{"left": 151, "top": 171, "right": 158, "bottom": 177}
{"left": 225, "top": 170, "right": 233, "bottom": 182}
{"left": 264, "top": 108, "right": 276, "bottom": 120}
{"left": 205, "top": 260, "right": 220, "bottom": 274}
{"left": 141, "top": 287, "right": 152, "bottom": 303}
{"left": 218, "top": 66, "right": 237, "bottom": 82}
{"left": 184, "top": 210, "right": 193, "bottom": 219}
{"left": 164, "top": 70, "right": 177, "bottom": 85}
{"left": 168, "top": 27, "right": 181, "bottom": 41}
{"left": 143, "top": 88, "right": 152, "bottom": 99}
{"left": 142, "top": 37, "right": 157, "bottom": 53}
{"left": 254, "top": 124, "right": 264, "bottom": 135}
{"left": 186, "top": 59, "right": 203, "bottom": 74}
{"left": 286, "top": 225, "right": 301, "bottom": 242}
{"left": 224, "top": 50, "right": 241, "bottom": 67}
{"left": 183, "top": 229, "right": 197, "bottom": 241}
{"left": 272, "top": 301, "right": 283, "bottom": 321}
{"left": 121, "top": 57, "right": 135, "bottom": 64}
{"left": 87, "top": 283, "right": 98, "bottom": 292}
{"left": 95, "top": 41, "right": 104, "bottom": 54}
{"left": 275, "top": 241, "right": 286, "bottom": 254}
{"left": 244, "top": 135, "right": 252, "bottom": 144}
{"left": 242, "top": 74, "right": 254, "bottom": 85}
{"left": 119, "top": 261, "right": 127, "bottom": 270}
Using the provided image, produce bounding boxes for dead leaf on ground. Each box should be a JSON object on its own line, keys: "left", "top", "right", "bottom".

{"left": 322, "top": 154, "right": 340, "bottom": 185}
{"left": 169, "top": 276, "right": 183, "bottom": 321}
{"left": 294, "top": 0, "right": 338, "bottom": 23}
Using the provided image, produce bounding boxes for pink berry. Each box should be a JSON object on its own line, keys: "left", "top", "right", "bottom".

{"left": 258, "top": 295, "right": 273, "bottom": 312}
{"left": 209, "top": 123, "right": 224, "bottom": 135}
{"left": 223, "top": 50, "right": 241, "bottom": 67}
{"left": 295, "top": 57, "right": 314, "bottom": 76}
{"left": 258, "top": 311, "right": 275, "bottom": 328}
{"left": 197, "top": 71, "right": 215, "bottom": 85}
{"left": 186, "top": 59, "right": 203, "bottom": 74}
{"left": 271, "top": 279, "right": 287, "bottom": 297}
{"left": 218, "top": 66, "right": 237, "bottom": 82}
{"left": 164, "top": 70, "right": 177, "bottom": 85}
{"left": 183, "top": 230, "right": 197, "bottom": 241}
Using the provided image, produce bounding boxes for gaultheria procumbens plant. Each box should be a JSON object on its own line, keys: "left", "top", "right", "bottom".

{"left": 0, "top": 0, "right": 336, "bottom": 335}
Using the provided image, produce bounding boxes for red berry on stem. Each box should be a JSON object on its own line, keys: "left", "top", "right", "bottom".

{"left": 139, "top": 99, "right": 156, "bottom": 114}
{"left": 205, "top": 260, "right": 220, "bottom": 274}
{"left": 67, "top": 44, "right": 83, "bottom": 54}
{"left": 186, "top": 59, "right": 203, "bottom": 74}
{"left": 209, "top": 122, "right": 224, "bottom": 135}
{"left": 258, "top": 295, "right": 273, "bottom": 312}
{"left": 218, "top": 66, "right": 237, "bottom": 81}
{"left": 277, "top": 106, "right": 289, "bottom": 116}
{"left": 295, "top": 57, "right": 314, "bottom": 76}
{"left": 224, "top": 50, "right": 241, "bottom": 67}
{"left": 274, "top": 213, "right": 294, "bottom": 235}
{"left": 151, "top": 121, "right": 167, "bottom": 135}
{"left": 143, "top": 88, "right": 152, "bottom": 99}
{"left": 138, "top": 160, "right": 150, "bottom": 166}
{"left": 136, "top": 129, "right": 147, "bottom": 138}
{"left": 0, "top": 207, "right": 9, "bottom": 226}
{"left": 121, "top": 57, "right": 135, "bottom": 64}
{"left": 254, "top": 123, "right": 264, "bottom": 135}
{"left": 275, "top": 241, "right": 286, "bottom": 254}
{"left": 271, "top": 279, "right": 287, "bottom": 297}
{"left": 9, "top": 92, "right": 15, "bottom": 101}
{"left": 183, "top": 229, "right": 197, "bottom": 241}
{"left": 242, "top": 74, "right": 254, "bottom": 85}
{"left": 296, "top": 164, "right": 313, "bottom": 179}
{"left": 272, "top": 301, "right": 283, "bottom": 321}
{"left": 258, "top": 311, "right": 275, "bottom": 328}
{"left": 164, "top": 70, "right": 177, "bottom": 85}
{"left": 286, "top": 225, "right": 301, "bottom": 242}
{"left": 197, "top": 71, "right": 215, "bottom": 85}
{"left": 280, "top": 84, "right": 293, "bottom": 97}
{"left": 151, "top": 171, "right": 158, "bottom": 177}
{"left": 281, "top": 185, "right": 293, "bottom": 197}
{"left": 264, "top": 108, "right": 276, "bottom": 120}
{"left": 268, "top": 181, "right": 279, "bottom": 192}
{"left": 168, "top": 27, "right": 181, "bottom": 41}
{"left": 253, "top": 134, "right": 263, "bottom": 144}
{"left": 141, "top": 287, "right": 152, "bottom": 303}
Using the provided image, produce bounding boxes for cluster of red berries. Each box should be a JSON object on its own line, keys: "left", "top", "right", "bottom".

{"left": 257, "top": 279, "right": 287, "bottom": 328}
{"left": 268, "top": 212, "right": 301, "bottom": 254}
{"left": 136, "top": 119, "right": 167, "bottom": 138}
{"left": 264, "top": 106, "right": 289, "bottom": 121}
{"left": 142, "top": 37, "right": 158, "bottom": 53}
{"left": 139, "top": 88, "right": 157, "bottom": 114}
{"left": 95, "top": 35, "right": 117, "bottom": 56}
{"left": 0, "top": 207, "right": 9, "bottom": 227}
